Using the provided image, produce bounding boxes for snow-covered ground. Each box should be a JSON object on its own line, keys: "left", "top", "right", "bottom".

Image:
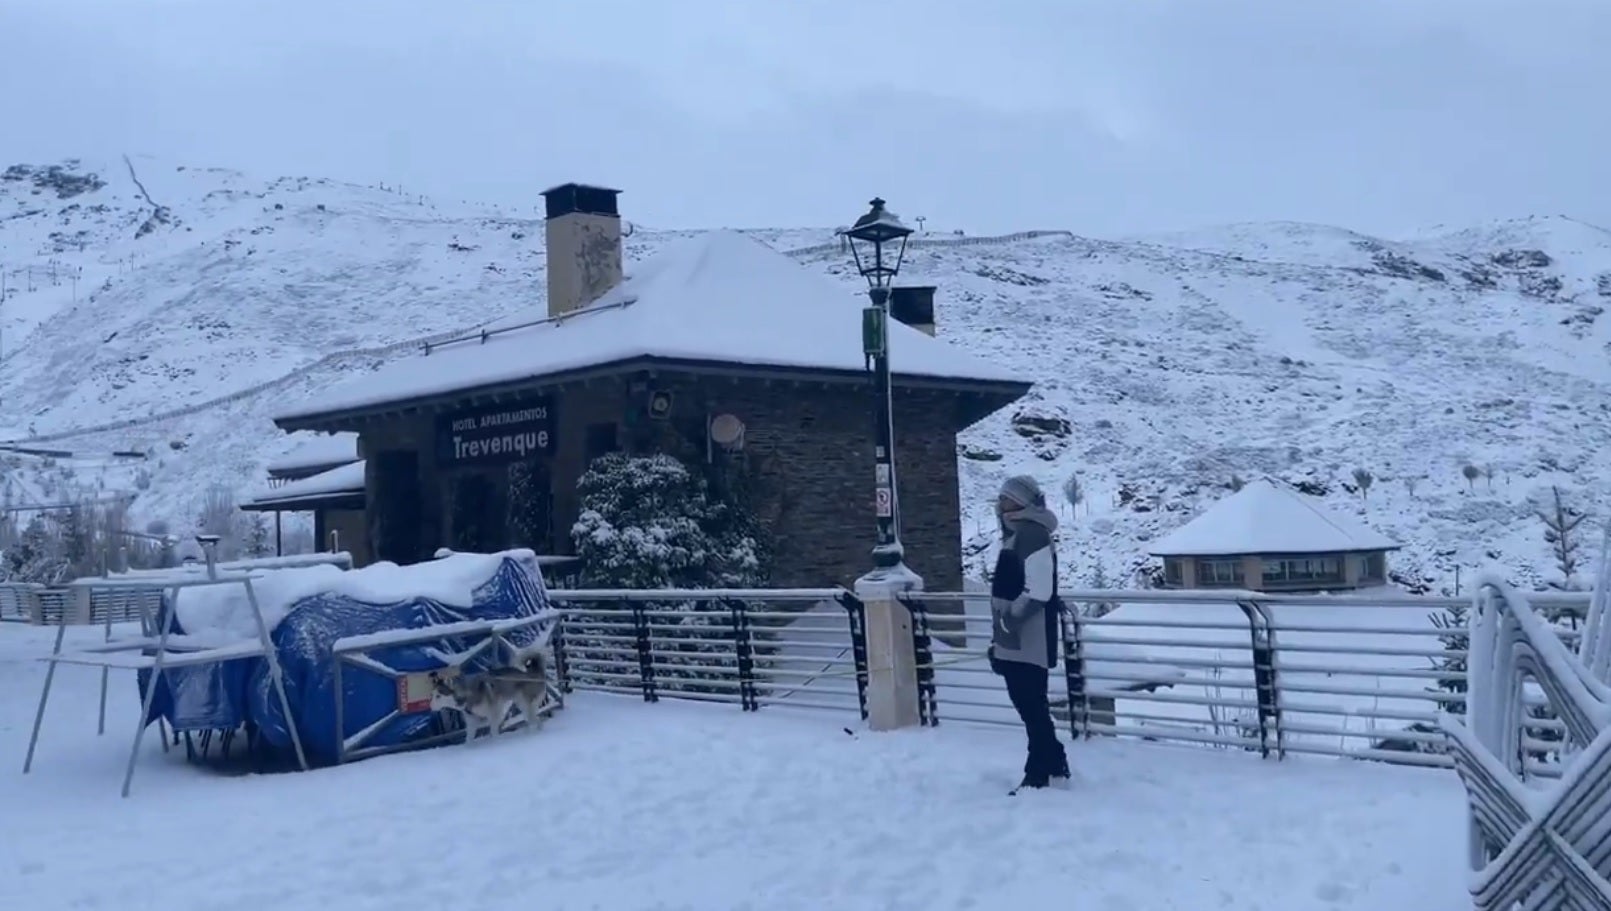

{"left": 4, "top": 622, "right": 1474, "bottom": 910}
{"left": 3, "top": 156, "right": 1609, "bottom": 592}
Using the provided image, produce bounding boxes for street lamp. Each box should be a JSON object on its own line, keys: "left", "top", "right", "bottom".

{"left": 840, "top": 197, "right": 913, "bottom": 571}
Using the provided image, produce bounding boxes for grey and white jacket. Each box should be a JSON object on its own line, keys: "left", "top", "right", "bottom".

{"left": 989, "top": 503, "right": 1060, "bottom": 669}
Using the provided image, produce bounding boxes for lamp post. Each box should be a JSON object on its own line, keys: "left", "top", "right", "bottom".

{"left": 840, "top": 197, "right": 913, "bottom": 573}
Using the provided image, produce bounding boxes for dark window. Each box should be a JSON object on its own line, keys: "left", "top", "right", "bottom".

{"left": 1196, "top": 559, "right": 1243, "bottom": 586}
{"left": 507, "top": 461, "right": 552, "bottom": 554}
{"left": 1164, "top": 559, "right": 1183, "bottom": 586}
{"left": 449, "top": 473, "right": 503, "bottom": 553}
{"left": 1264, "top": 557, "right": 1344, "bottom": 586}
{"left": 370, "top": 449, "right": 422, "bottom": 563}
{"left": 1362, "top": 552, "right": 1385, "bottom": 582}
{"left": 585, "top": 422, "right": 619, "bottom": 461}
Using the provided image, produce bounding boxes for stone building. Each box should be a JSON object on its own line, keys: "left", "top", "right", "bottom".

{"left": 268, "top": 184, "right": 1029, "bottom": 593}
{"left": 1149, "top": 478, "right": 1400, "bottom": 593}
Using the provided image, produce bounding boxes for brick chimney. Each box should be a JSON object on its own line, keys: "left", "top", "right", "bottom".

{"left": 540, "top": 183, "right": 624, "bottom": 318}
{"left": 889, "top": 285, "right": 937, "bottom": 336}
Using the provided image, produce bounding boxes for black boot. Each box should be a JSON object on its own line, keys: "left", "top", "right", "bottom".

{"left": 1009, "top": 772, "right": 1049, "bottom": 795}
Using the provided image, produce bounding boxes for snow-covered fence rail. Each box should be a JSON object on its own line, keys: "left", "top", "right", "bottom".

{"left": 0, "top": 583, "right": 41, "bottom": 622}
{"left": 902, "top": 587, "right": 1593, "bottom": 770}
{"left": 546, "top": 588, "right": 869, "bottom": 716}
{"left": 1440, "top": 574, "right": 1611, "bottom": 910}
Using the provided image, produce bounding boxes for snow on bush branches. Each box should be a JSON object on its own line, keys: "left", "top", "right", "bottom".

{"left": 571, "top": 453, "right": 764, "bottom": 590}
{"left": 567, "top": 453, "right": 769, "bottom": 694}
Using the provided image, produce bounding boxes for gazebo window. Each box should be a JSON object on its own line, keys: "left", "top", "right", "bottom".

{"left": 1361, "top": 552, "right": 1385, "bottom": 582}
{"left": 1195, "top": 559, "right": 1243, "bottom": 585}
{"left": 1264, "top": 557, "right": 1343, "bottom": 585}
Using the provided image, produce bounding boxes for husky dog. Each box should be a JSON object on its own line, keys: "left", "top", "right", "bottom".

{"left": 429, "top": 648, "right": 554, "bottom": 741}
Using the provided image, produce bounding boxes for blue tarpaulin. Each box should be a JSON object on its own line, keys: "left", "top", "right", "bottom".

{"left": 137, "top": 553, "right": 553, "bottom": 766}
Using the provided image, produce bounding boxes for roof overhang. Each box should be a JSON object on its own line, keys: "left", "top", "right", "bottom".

{"left": 266, "top": 459, "right": 357, "bottom": 481}
{"left": 275, "top": 355, "right": 1032, "bottom": 434}
{"left": 240, "top": 491, "right": 366, "bottom": 513}
{"left": 1149, "top": 545, "right": 1404, "bottom": 558}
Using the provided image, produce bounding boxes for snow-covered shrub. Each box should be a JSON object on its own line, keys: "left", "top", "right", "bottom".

{"left": 567, "top": 453, "right": 769, "bottom": 695}
{"left": 4, "top": 515, "right": 71, "bottom": 583}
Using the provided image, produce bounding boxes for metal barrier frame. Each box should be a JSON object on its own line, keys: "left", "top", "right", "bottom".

{"left": 898, "top": 587, "right": 1594, "bottom": 768}
{"left": 545, "top": 588, "right": 869, "bottom": 717}
{"left": 330, "top": 611, "right": 562, "bottom": 764}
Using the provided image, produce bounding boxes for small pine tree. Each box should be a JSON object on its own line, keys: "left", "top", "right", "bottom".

{"left": 1539, "top": 485, "right": 1588, "bottom": 590}
{"left": 244, "top": 513, "right": 273, "bottom": 558}
{"left": 59, "top": 505, "right": 90, "bottom": 574}
{"left": 1228, "top": 474, "right": 1246, "bottom": 492}
{"left": 1083, "top": 562, "right": 1119, "bottom": 617}
{"left": 1428, "top": 603, "right": 1468, "bottom": 716}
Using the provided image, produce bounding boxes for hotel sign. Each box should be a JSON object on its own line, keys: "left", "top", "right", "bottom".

{"left": 436, "top": 397, "right": 555, "bottom": 465}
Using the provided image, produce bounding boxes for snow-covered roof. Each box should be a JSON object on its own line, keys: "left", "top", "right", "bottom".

{"left": 273, "top": 230, "right": 1026, "bottom": 423}
{"left": 1147, "top": 478, "right": 1400, "bottom": 557}
{"left": 265, "top": 432, "right": 359, "bottom": 475}
{"left": 243, "top": 460, "right": 365, "bottom": 510}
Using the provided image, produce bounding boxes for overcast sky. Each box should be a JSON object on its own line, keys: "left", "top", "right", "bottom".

{"left": 4, "top": 0, "right": 1607, "bottom": 236}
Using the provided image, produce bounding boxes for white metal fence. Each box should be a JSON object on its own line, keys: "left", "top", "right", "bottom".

{"left": 546, "top": 589, "right": 867, "bottom": 716}
{"left": 14, "top": 576, "right": 1590, "bottom": 774}
{"left": 544, "top": 585, "right": 1593, "bottom": 774}
{"left": 0, "top": 583, "right": 148, "bottom": 625}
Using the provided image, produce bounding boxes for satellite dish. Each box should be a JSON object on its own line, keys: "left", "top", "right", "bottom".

{"left": 709, "top": 413, "right": 745, "bottom": 449}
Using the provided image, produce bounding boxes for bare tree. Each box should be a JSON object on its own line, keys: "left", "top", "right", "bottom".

{"left": 1403, "top": 475, "right": 1421, "bottom": 498}
{"left": 197, "top": 485, "right": 247, "bottom": 561}
{"left": 1483, "top": 463, "right": 1496, "bottom": 492}
{"left": 1461, "top": 464, "right": 1481, "bottom": 492}
{"left": 1539, "top": 486, "right": 1588, "bottom": 590}
{"left": 1352, "top": 467, "right": 1374, "bottom": 503}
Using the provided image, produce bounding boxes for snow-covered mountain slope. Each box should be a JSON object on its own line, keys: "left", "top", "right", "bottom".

{"left": 2, "top": 157, "right": 1608, "bottom": 592}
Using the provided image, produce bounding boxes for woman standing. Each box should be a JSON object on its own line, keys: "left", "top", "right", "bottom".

{"left": 988, "top": 475, "right": 1070, "bottom": 793}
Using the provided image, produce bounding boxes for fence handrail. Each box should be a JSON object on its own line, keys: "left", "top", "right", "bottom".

{"left": 907, "top": 587, "right": 1595, "bottom": 611}
{"left": 548, "top": 588, "right": 847, "bottom": 602}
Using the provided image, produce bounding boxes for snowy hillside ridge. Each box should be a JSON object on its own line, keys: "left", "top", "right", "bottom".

{"left": 3, "top": 157, "right": 1610, "bottom": 593}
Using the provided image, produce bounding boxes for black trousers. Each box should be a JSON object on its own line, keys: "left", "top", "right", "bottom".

{"left": 993, "top": 656, "right": 1068, "bottom": 782}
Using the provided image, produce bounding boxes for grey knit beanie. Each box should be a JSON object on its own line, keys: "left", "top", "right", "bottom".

{"left": 997, "top": 475, "right": 1044, "bottom": 509}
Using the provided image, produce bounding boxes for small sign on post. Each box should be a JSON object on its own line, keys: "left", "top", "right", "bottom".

{"left": 875, "top": 487, "right": 893, "bottom": 517}
{"left": 862, "top": 306, "right": 887, "bottom": 358}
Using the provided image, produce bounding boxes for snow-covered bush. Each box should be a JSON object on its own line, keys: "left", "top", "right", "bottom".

{"left": 567, "top": 453, "right": 769, "bottom": 694}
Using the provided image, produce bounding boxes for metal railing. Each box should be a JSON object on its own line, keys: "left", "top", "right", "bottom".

{"left": 546, "top": 589, "right": 869, "bottom": 717}
{"left": 4, "top": 554, "right": 355, "bottom": 627}
{"left": 901, "top": 588, "right": 1593, "bottom": 772}
{"left": 0, "top": 582, "right": 40, "bottom": 622}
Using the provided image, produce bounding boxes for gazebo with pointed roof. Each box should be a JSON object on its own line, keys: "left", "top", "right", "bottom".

{"left": 1148, "top": 478, "right": 1401, "bottom": 592}
{"left": 269, "top": 191, "right": 1030, "bottom": 595}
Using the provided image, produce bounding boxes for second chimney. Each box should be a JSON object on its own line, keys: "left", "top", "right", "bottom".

{"left": 889, "top": 285, "right": 937, "bottom": 336}
{"left": 541, "top": 183, "right": 624, "bottom": 319}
